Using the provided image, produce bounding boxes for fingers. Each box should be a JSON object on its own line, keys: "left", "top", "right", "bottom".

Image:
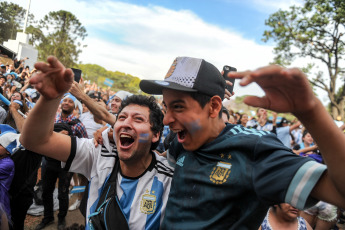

{"left": 64, "top": 68, "right": 74, "bottom": 83}
{"left": 243, "top": 95, "right": 270, "bottom": 109}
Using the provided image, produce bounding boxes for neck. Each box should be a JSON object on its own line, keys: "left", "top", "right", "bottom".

{"left": 206, "top": 119, "right": 226, "bottom": 144}
{"left": 61, "top": 112, "right": 72, "bottom": 119}
{"left": 120, "top": 151, "right": 153, "bottom": 178}
{"left": 303, "top": 141, "right": 310, "bottom": 147}
{"left": 269, "top": 208, "right": 298, "bottom": 229}
{"left": 258, "top": 117, "right": 267, "bottom": 126}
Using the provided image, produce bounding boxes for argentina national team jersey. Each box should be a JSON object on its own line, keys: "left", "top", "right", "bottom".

{"left": 163, "top": 124, "right": 326, "bottom": 229}
{"left": 63, "top": 129, "right": 174, "bottom": 230}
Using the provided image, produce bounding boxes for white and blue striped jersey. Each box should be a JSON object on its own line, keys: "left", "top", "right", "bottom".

{"left": 63, "top": 128, "right": 174, "bottom": 230}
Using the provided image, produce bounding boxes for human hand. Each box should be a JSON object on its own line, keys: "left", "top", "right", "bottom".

{"left": 93, "top": 126, "right": 108, "bottom": 147}
{"left": 229, "top": 65, "right": 318, "bottom": 116}
{"left": 221, "top": 70, "right": 235, "bottom": 100}
{"left": 70, "top": 81, "right": 85, "bottom": 100}
{"left": 31, "top": 56, "right": 73, "bottom": 100}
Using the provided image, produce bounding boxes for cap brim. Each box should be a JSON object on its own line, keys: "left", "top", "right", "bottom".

{"left": 140, "top": 80, "right": 197, "bottom": 95}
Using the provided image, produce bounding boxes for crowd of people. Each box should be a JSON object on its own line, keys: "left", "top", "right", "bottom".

{"left": 0, "top": 55, "right": 345, "bottom": 230}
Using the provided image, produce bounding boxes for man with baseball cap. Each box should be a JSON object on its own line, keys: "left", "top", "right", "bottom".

{"left": 140, "top": 56, "right": 345, "bottom": 229}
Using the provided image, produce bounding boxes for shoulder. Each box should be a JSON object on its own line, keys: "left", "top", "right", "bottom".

{"left": 153, "top": 152, "right": 174, "bottom": 178}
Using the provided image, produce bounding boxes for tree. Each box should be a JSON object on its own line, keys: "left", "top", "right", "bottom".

{"left": 0, "top": 1, "right": 26, "bottom": 44}
{"left": 263, "top": 0, "right": 345, "bottom": 120}
{"left": 37, "top": 10, "right": 87, "bottom": 67}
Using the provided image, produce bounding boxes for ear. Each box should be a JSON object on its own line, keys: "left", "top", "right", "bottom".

{"left": 209, "top": 96, "right": 223, "bottom": 119}
{"left": 152, "top": 131, "right": 160, "bottom": 144}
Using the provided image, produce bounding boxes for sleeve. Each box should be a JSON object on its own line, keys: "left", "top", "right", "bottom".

{"left": 62, "top": 136, "right": 97, "bottom": 180}
{"left": 252, "top": 134, "right": 326, "bottom": 210}
{"left": 0, "top": 158, "right": 14, "bottom": 180}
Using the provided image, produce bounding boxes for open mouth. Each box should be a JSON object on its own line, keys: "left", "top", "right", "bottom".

{"left": 120, "top": 134, "right": 134, "bottom": 147}
{"left": 176, "top": 130, "right": 187, "bottom": 142}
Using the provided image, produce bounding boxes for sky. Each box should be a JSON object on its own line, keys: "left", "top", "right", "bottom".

{"left": 9, "top": 0, "right": 330, "bottom": 101}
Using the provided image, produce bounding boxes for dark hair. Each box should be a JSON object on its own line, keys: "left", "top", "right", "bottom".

{"left": 117, "top": 95, "right": 164, "bottom": 150}
{"left": 222, "top": 106, "right": 230, "bottom": 120}
{"left": 302, "top": 129, "right": 309, "bottom": 138}
{"left": 189, "top": 92, "right": 222, "bottom": 118}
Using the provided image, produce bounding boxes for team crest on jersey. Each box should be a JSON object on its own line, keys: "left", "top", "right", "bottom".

{"left": 140, "top": 192, "right": 157, "bottom": 214}
{"left": 210, "top": 161, "right": 232, "bottom": 184}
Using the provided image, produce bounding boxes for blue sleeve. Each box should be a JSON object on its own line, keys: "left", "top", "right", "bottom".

{"left": 252, "top": 134, "right": 325, "bottom": 209}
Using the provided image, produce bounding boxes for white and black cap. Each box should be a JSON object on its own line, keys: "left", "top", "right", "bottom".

{"left": 140, "top": 57, "right": 226, "bottom": 100}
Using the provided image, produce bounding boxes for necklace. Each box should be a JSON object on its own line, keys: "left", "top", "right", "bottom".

{"left": 267, "top": 208, "right": 300, "bottom": 230}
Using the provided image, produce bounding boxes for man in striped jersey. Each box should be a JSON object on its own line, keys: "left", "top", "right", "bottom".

{"left": 139, "top": 57, "right": 345, "bottom": 229}
{"left": 20, "top": 57, "right": 174, "bottom": 230}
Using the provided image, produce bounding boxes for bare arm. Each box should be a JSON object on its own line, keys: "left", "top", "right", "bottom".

{"left": 70, "top": 81, "right": 116, "bottom": 126}
{"left": 20, "top": 56, "right": 73, "bottom": 162}
{"left": 9, "top": 103, "right": 25, "bottom": 133}
{"left": 294, "top": 145, "right": 318, "bottom": 155}
{"left": 230, "top": 66, "right": 345, "bottom": 208}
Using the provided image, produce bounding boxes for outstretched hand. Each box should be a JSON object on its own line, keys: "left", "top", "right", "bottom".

{"left": 31, "top": 56, "right": 74, "bottom": 100}
{"left": 228, "top": 65, "right": 318, "bottom": 116}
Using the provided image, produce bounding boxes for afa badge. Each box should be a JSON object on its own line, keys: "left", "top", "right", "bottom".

{"left": 210, "top": 161, "right": 232, "bottom": 185}
{"left": 140, "top": 191, "right": 157, "bottom": 214}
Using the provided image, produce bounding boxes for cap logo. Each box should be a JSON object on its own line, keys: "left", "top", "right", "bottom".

{"left": 155, "top": 80, "right": 170, "bottom": 86}
{"left": 164, "top": 58, "right": 177, "bottom": 79}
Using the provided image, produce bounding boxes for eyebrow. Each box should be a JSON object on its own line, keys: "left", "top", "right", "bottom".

{"left": 163, "top": 99, "right": 185, "bottom": 107}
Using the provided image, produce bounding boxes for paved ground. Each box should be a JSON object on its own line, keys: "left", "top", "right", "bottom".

{"left": 24, "top": 194, "right": 85, "bottom": 230}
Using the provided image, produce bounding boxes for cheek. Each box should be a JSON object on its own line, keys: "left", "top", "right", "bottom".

{"left": 139, "top": 133, "right": 150, "bottom": 143}
{"left": 184, "top": 120, "right": 202, "bottom": 134}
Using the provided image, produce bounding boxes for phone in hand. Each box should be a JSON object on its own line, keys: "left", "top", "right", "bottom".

{"left": 71, "top": 68, "right": 82, "bottom": 83}
{"left": 222, "top": 65, "right": 236, "bottom": 94}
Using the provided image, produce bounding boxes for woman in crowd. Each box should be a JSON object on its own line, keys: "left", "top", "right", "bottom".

{"left": 238, "top": 113, "right": 249, "bottom": 127}
{"left": 4, "top": 91, "right": 29, "bottom": 130}
{"left": 260, "top": 203, "right": 312, "bottom": 230}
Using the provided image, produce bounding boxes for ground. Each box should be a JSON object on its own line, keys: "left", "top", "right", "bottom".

{"left": 24, "top": 194, "right": 85, "bottom": 230}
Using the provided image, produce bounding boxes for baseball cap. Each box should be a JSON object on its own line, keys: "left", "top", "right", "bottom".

{"left": 0, "top": 124, "right": 21, "bottom": 155}
{"left": 140, "top": 57, "right": 226, "bottom": 100}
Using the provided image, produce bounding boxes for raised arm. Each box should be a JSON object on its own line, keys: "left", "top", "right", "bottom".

{"left": 229, "top": 65, "right": 345, "bottom": 208}
{"left": 69, "top": 81, "right": 116, "bottom": 126}
{"left": 19, "top": 56, "right": 73, "bottom": 162}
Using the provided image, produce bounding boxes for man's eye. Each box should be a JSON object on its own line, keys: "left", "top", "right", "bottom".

{"left": 118, "top": 115, "right": 126, "bottom": 120}
{"left": 174, "top": 105, "right": 183, "bottom": 109}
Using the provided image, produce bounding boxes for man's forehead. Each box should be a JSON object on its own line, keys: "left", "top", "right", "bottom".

{"left": 63, "top": 98, "right": 74, "bottom": 102}
{"left": 162, "top": 89, "right": 193, "bottom": 105}
{"left": 121, "top": 104, "right": 149, "bottom": 115}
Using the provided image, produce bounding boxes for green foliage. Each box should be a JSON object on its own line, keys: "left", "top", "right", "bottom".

{"left": 35, "top": 10, "right": 87, "bottom": 67}
{"left": 77, "top": 64, "right": 141, "bottom": 94}
{"left": 263, "top": 0, "right": 345, "bottom": 119}
{"left": 0, "top": 1, "right": 26, "bottom": 44}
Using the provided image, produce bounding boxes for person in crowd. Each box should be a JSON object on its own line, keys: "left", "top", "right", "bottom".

{"left": 70, "top": 81, "right": 132, "bottom": 127}
{"left": 20, "top": 57, "right": 173, "bottom": 230}
{"left": 292, "top": 130, "right": 321, "bottom": 161}
{"left": 276, "top": 117, "right": 301, "bottom": 148}
{"left": 35, "top": 93, "right": 88, "bottom": 230}
{"left": 300, "top": 201, "right": 337, "bottom": 230}
{"left": 248, "top": 107, "right": 277, "bottom": 133}
{"left": 0, "top": 125, "right": 17, "bottom": 226}
{"left": 221, "top": 106, "right": 230, "bottom": 123}
{"left": 237, "top": 113, "right": 249, "bottom": 127}
{"left": 139, "top": 56, "right": 345, "bottom": 229}
{"left": 260, "top": 203, "right": 312, "bottom": 230}
{"left": 7, "top": 105, "right": 42, "bottom": 230}
{"left": 4, "top": 92, "right": 29, "bottom": 130}
{"left": 108, "top": 90, "right": 133, "bottom": 116}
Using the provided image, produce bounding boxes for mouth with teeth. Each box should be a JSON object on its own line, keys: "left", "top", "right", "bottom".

{"left": 175, "top": 129, "right": 187, "bottom": 143}
{"left": 119, "top": 133, "right": 135, "bottom": 148}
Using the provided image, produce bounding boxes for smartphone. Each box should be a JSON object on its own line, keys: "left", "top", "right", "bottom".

{"left": 222, "top": 65, "right": 236, "bottom": 94}
{"left": 71, "top": 68, "right": 82, "bottom": 83}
